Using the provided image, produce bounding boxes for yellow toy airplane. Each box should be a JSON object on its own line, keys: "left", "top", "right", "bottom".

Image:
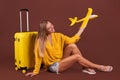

{"left": 68, "top": 8, "right": 98, "bottom": 28}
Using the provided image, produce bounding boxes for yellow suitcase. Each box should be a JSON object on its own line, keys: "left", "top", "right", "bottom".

{"left": 14, "top": 9, "right": 38, "bottom": 73}
{"left": 14, "top": 32, "right": 37, "bottom": 73}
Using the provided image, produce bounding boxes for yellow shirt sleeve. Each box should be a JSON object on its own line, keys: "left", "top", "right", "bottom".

{"left": 61, "top": 33, "right": 80, "bottom": 44}
{"left": 33, "top": 39, "right": 42, "bottom": 74}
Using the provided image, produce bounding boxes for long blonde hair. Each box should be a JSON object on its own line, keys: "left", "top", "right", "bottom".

{"left": 37, "top": 20, "right": 49, "bottom": 57}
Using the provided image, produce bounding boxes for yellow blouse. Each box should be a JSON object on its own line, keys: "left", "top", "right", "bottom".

{"left": 33, "top": 32, "right": 80, "bottom": 74}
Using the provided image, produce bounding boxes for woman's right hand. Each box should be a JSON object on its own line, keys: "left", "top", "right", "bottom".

{"left": 25, "top": 72, "right": 38, "bottom": 77}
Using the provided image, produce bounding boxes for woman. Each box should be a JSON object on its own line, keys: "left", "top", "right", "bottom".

{"left": 26, "top": 20, "right": 113, "bottom": 77}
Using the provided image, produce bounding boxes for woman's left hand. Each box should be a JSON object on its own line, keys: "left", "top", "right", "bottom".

{"left": 25, "top": 72, "right": 38, "bottom": 77}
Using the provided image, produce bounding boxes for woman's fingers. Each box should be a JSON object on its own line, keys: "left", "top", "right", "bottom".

{"left": 30, "top": 74, "right": 36, "bottom": 77}
{"left": 25, "top": 72, "right": 37, "bottom": 77}
{"left": 25, "top": 72, "right": 32, "bottom": 76}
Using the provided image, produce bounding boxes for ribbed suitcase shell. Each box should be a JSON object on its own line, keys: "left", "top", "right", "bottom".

{"left": 14, "top": 32, "right": 38, "bottom": 73}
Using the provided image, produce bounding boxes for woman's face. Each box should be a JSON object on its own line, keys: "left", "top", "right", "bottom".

{"left": 46, "top": 21, "right": 55, "bottom": 33}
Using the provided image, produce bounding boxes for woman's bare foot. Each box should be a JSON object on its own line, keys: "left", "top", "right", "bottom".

{"left": 98, "top": 65, "right": 113, "bottom": 72}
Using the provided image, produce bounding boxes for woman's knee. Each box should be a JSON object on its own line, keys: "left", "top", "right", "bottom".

{"left": 75, "top": 54, "right": 82, "bottom": 59}
{"left": 66, "top": 44, "right": 77, "bottom": 49}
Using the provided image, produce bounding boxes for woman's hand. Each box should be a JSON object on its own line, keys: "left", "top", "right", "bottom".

{"left": 25, "top": 72, "right": 38, "bottom": 77}
{"left": 76, "top": 27, "right": 86, "bottom": 37}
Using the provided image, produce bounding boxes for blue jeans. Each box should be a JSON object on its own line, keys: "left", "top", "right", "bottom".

{"left": 48, "top": 62, "right": 59, "bottom": 74}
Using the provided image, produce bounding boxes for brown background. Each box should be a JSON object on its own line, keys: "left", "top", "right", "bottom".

{"left": 0, "top": 0, "right": 120, "bottom": 80}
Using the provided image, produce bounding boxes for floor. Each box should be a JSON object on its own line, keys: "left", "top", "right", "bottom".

{"left": 1, "top": 53, "right": 119, "bottom": 80}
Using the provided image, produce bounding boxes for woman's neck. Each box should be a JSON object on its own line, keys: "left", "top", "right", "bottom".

{"left": 47, "top": 34, "right": 52, "bottom": 45}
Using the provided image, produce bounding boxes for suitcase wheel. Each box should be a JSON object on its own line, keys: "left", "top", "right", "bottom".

{"left": 15, "top": 67, "right": 19, "bottom": 71}
{"left": 22, "top": 69, "right": 26, "bottom": 73}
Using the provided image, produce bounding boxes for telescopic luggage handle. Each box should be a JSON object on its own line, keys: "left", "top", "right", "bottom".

{"left": 20, "top": 8, "right": 29, "bottom": 11}
{"left": 19, "top": 8, "right": 29, "bottom": 32}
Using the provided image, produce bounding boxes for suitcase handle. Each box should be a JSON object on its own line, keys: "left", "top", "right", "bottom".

{"left": 20, "top": 8, "right": 29, "bottom": 11}
{"left": 19, "top": 8, "right": 29, "bottom": 32}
